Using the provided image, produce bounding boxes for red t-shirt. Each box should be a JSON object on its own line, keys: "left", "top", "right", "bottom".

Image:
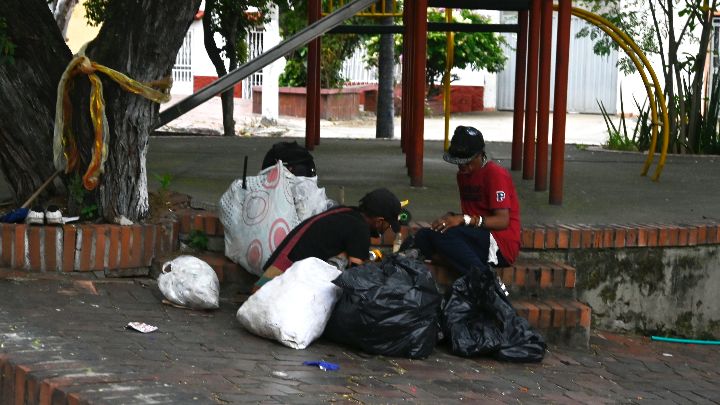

{"left": 457, "top": 161, "right": 521, "bottom": 264}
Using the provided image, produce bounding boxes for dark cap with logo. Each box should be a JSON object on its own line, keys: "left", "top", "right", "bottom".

{"left": 443, "top": 125, "right": 485, "bottom": 165}
{"left": 359, "top": 188, "right": 401, "bottom": 232}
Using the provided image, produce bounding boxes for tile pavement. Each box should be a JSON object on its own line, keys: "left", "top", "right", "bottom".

{"left": 2, "top": 274, "right": 720, "bottom": 404}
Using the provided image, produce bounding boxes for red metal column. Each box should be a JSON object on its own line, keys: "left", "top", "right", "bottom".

{"left": 305, "top": 0, "right": 322, "bottom": 150}
{"left": 409, "top": 0, "right": 427, "bottom": 186}
{"left": 534, "top": 0, "right": 553, "bottom": 191}
{"left": 511, "top": 10, "right": 528, "bottom": 171}
{"left": 550, "top": 0, "right": 572, "bottom": 205}
{"left": 401, "top": 1, "right": 414, "bottom": 157}
{"left": 522, "top": 0, "right": 541, "bottom": 180}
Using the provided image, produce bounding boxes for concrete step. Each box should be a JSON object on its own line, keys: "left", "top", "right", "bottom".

{"left": 513, "top": 298, "right": 591, "bottom": 348}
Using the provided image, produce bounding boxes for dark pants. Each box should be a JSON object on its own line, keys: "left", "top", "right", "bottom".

{"left": 414, "top": 226, "right": 509, "bottom": 275}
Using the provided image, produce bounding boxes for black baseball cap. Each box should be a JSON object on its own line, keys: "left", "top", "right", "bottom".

{"left": 359, "top": 188, "right": 401, "bottom": 232}
{"left": 443, "top": 125, "right": 485, "bottom": 165}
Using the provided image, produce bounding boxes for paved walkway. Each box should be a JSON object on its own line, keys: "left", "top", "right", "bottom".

{"left": 2, "top": 272, "right": 720, "bottom": 404}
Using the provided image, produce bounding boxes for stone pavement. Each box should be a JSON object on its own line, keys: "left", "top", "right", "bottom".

{"left": 2, "top": 272, "right": 720, "bottom": 404}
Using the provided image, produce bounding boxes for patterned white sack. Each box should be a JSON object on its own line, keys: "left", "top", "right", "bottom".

{"left": 158, "top": 255, "right": 219, "bottom": 309}
{"left": 219, "top": 162, "right": 300, "bottom": 276}
{"left": 236, "top": 258, "right": 341, "bottom": 349}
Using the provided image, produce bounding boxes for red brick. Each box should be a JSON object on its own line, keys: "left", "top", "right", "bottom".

{"left": 668, "top": 227, "right": 680, "bottom": 245}
{"left": 646, "top": 226, "right": 659, "bottom": 247}
{"left": 513, "top": 265, "right": 527, "bottom": 287}
{"left": 204, "top": 214, "right": 219, "bottom": 235}
{"left": 657, "top": 225, "right": 671, "bottom": 246}
{"left": 540, "top": 266, "right": 552, "bottom": 288}
{"left": 580, "top": 226, "right": 593, "bottom": 249}
{"left": 678, "top": 227, "right": 689, "bottom": 246}
{"left": 709, "top": 224, "right": 719, "bottom": 244}
{"left": 545, "top": 299, "right": 565, "bottom": 328}
{"left": 512, "top": 301, "right": 530, "bottom": 321}
{"left": 28, "top": 227, "right": 41, "bottom": 271}
{"left": 613, "top": 226, "right": 626, "bottom": 248}
{"left": 688, "top": 226, "right": 698, "bottom": 246}
{"left": 62, "top": 226, "right": 77, "bottom": 272}
{"left": 107, "top": 226, "right": 120, "bottom": 269}
{"left": 79, "top": 226, "right": 94, "bottom": 271}
{"left": 545, "top": 228, "right": 558, "bottom": 249}
{"left": 15, "top": 364, "right": 29, "bottom": 405}
{"left": 577, "top": 302, "right": 592, "bottom": 328}
{"left": 13, "top": 224, "right": 26, "bottom": 269}
{"left": 533, "top": 228, "right": 545, "bottom": 249}
{"left": 498, "top": 266, "right": 514, "bottom": 285}
{"left": 569, "top": 226, "right": 582, "bottom": 249}
{"left": 44, "top": 226, "right": 58, "bottom": 272}
{"left": 130, "top": 226, "right": 143, "bottom": 267}
{"left": 636, "top": 225, "right": 648, "bottom": 247}
{"left": 536, "top": 301, "right": 552, "bottom": 328}
{"left": 601, "top": 227, "right": 614, "bottom": 248}
{"left": 564, "top": 303, "right": 578, "bottom": 327}
{"left": 142, "top": 225, "right": 156, "bottom": 266}
{"left": 179, "top": 212, "right": 192, "bottom": 233}
{"left": 551, "top": 263, "right": 565, "bottom": 288}
{"left": 3, "top": 361, "right": 16, "bottom": 405}
{"left": 564, "top": 267, "right": 576, "bottom": 288}
{"left": 696, "top": 224, "right": 708, "bottom": 244}
{"left": 119, "top": 226, "right": 132, "bottom": 268}
{"left": 557, "top": 227, "right": 570, "bottom": 249}
{"left": 1, "top": 224, "right": 13, "bottom": 266}
{"left": 192, "top": 214, "right": 204, "bottom": 232}
{"left": 94, "top": 225, "right": 107, "bottom": 270}
{"left": 625, "top": 227, "right": 638, "bottom": 247}
{"left": 525, "top": 302, "right": 540, "bottom": 327}
{"left": 521, "top": 228, "right": 534, "bottom": 248}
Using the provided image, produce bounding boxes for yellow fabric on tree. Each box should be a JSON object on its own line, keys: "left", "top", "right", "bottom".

{"left": 53, "top": 47, "right": 171, "bottom": 190}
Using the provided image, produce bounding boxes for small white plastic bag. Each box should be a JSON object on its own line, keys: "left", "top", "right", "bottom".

{"left": 236, "top": 257, "right": 341, "bottom": 349}
{"left": 158, "top": 255, "right": 220, "bottom": 309}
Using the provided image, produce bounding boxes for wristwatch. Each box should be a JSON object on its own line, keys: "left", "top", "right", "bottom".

{"left": 463, "top": 214, "right": 471, "bottom": 226}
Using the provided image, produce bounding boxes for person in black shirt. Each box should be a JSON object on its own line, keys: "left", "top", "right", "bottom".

{"left": 254, "top": 188, "right": 401, "bottom": 290}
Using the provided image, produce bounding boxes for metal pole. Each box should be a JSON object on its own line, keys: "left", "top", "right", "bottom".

{"left": 550, "top": 0, "right": 571, "bottom": 205}
{"left": 511, "top": 10, "right": 528, "bottom": 171}
{"left": 522, "top": 0, "right": 541, "bottom": 180}
{"left": 410, "top": 0, "right": 428, "bottom": 186}
{"left": 534, "top": 0, "right": 553, "bottom": 191}
{"left": 306, "top": 0, "right": 322, "bottom": 149}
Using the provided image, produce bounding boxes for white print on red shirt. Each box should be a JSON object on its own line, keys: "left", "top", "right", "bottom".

{"left": 496, "top": 191, "right": 506, "bottom": 202}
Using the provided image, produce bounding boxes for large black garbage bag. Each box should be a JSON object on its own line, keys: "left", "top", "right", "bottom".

{"left": 441, "top": 269, "right": 546, "bottom": 362}
{"left": 324, "top": 255, "right": 442, "bottom": 359}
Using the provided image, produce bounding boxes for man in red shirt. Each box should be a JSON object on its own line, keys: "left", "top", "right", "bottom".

{"left": 414, "top": 126, "right": 521, "bottom": 274}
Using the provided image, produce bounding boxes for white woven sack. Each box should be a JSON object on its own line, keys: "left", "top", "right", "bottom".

{"left": 158, "top": 255, "right": 220, "bottom": 309}
{"left": 219, "top": 162, "right": 300, "bottom": 276}
{"left": 236, "top": 257, "right": 341, "bottom": 349}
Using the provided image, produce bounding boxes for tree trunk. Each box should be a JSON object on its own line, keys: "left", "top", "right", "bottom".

{"left": 49, "top": 0, "right": 78, "bottom": 36}
{"left": 376, "top": 12, "right": 395, "bottom": 139}
{"left": 0, "top": 0, "right": 200, "bottom": 219}
{"left": 0, "top": 0, "right": 71, "bottom": 205}
{"left": 685, "top": 3, "right": 716, "bottom": 153}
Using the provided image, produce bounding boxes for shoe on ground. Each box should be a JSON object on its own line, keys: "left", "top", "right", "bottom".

{"left": 45, "top": 205, "right": 63, "bottom": 225}
{"left": 26, "top": 206, "right": 44, "bottom": 225}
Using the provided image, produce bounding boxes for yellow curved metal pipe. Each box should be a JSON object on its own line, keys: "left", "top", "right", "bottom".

{"left": 566, "top": 10, "right": 660, "bottom": 172}
{"left": 569, "top": 7, "right": 669, "bottom": 180}
{"left": 443, "top": 8, "right": 454, "bottom": 151}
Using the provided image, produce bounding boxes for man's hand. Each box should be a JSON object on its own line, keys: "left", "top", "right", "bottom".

{"left": 431, "top": 213, "right": 463, "bottom": 233}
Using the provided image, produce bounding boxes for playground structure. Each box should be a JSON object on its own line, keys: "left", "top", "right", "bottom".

{"left": 158, "top": 0, "right": 669, "bottom": 205}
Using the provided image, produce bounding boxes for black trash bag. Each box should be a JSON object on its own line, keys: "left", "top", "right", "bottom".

{"left": 261, "top": 141, "right": 316, "bottom": 177}
{"left": 324, "top": 255, "right": 442, "bottom": 359}
{"left": 441, "top": 268, "right": 546, "bottom": 362}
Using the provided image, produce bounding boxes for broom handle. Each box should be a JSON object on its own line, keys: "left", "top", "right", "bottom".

{"left": 21, "top": 169, "right": 62, "bottom": 209}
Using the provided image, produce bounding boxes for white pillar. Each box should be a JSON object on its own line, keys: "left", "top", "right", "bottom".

{"left": 261, "top": 4, "right": 285, "bottom": 124}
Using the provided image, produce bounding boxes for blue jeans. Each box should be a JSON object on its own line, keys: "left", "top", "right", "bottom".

{"left": 414, "top": 226, "right": 508, "bottom": 275}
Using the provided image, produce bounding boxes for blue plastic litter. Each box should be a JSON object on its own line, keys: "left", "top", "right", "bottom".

{"left": 302, "top": 361, "right": 339, "bottom": 371}
{"left": 0, "top": 208, "right": 29, "bottom": 224}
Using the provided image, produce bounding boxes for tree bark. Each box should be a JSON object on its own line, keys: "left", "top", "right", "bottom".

{"left": 0, "top": 0, "right": 71, "bottom": 205}
{"left": 376, "top": 11, "right": 395, "bottom": 139}
{"left": 1, "top": 0, "right": 200, "bottom": 219}
{"left": 49, "top": 0, "right": 78, "bottom": 37}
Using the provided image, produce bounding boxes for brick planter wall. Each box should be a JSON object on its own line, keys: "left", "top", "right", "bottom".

{"left": 252, "top": 86, "right": 362, "bottom": 120}
{"left": 0, "top": 221, "right": 178, "bottom": 275}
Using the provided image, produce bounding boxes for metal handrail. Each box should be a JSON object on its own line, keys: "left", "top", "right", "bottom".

{"left": 157, "top": 0, "right": 378, "bottom": 128}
